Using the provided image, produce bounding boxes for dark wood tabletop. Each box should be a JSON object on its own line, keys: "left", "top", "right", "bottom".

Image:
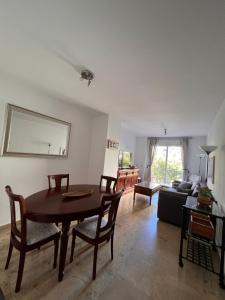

{"left": 133, "top": 181, "right": 161, "bottom": 205}
{"left": 25, "top": 184, "right": 109, "bottom": 223}
{"left": 134, "top": 181, "right": 161, "bottom": 190}
{"left": 25, "top": 184, "right": 111, "bottom": 281}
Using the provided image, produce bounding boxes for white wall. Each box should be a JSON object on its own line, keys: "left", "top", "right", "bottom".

{"left": 207, "top": 99, "right": 225, "bottom": 268}
{"left": 103, "top": 115, "right": 121, "bottom": 178}
{"left": 88, "top": 115, "right": 108, "bottom": 184}
{"left": 207, "top": 99, "right": 225, "bottom": 212}
{"left": 134, "top": 136, "right": 148, "bottom": 179}
{"left": 120, "top": 128, "right": 136, "bottom": 164}
{"left": 0, "top": 77, "right": 97, "bottom": 226}
{"left": 187, "top": 136, "right": 207, "bottom": 180}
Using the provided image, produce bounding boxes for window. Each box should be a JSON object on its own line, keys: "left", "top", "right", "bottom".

{"left": 151, "top": 146, "right": 183, "bottom": 184}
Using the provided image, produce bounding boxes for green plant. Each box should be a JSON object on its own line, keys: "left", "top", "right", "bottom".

{"left": 151, "top": 158, "right": 183, "bottom": 184}
{"left": 198, "top": 187, "right": 213, "bottom": 199}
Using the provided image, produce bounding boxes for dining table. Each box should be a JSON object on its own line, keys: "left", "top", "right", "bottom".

{"left": 25, "top": 184, "right": 111, "bottom": 281}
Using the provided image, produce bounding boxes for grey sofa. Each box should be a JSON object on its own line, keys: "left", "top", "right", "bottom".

{"left": 157, "top": 188, "right": 188, "bottom": 226}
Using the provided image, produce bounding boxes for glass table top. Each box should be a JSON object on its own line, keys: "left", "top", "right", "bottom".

{"left": 184, "top": 196, "right": 225, "bottom": 219}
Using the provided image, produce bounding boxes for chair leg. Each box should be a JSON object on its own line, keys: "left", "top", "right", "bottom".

{"left": 92, "top": 245, "right": 98, "bottom": 280}
{"left": 111, "top": 233, "right": 114, "bottom": 260}
{"left": 70, "top": 232, "right": 76, "bottom": 263}
{"left": 5, "top": 241, "right": 13, "bottom": 270}
{"left": 15, "top": 251, "right": 26, "bottom": 293}
{"left": 78, "top": 218, "right": 84, "bottom": 224}
{"left": 53, "top": 238, "right": 59, "bottom": 268}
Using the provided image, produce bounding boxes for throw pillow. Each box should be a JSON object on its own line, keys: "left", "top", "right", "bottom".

{"left": 191, "top": 182, "right": 197, "bottom": 190}
{"left": 192, "top": 185, "right": 199, "bottom": 197}
{"left": 172, "top": 181, "right": 181, "bottom": 189}
{"left": 178, "top": 181, "right": 192, "bottom": 190}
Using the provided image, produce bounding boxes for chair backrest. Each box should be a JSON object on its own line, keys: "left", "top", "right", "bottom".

{"left": 96, "top": 190, "right": 123, "bottom": 239}
{"left": 100, "top": 175, "right": 118, "bottom": 192}
{"left": 48, "top": 174, "right": 69, "bottom": 190}
{"left": 5, "top": 186, "right": 27, "bottom": 244}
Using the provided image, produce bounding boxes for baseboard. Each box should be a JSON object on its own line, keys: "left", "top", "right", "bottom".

{"left": 0, "top": 222, "right": 10, "bottom": 231}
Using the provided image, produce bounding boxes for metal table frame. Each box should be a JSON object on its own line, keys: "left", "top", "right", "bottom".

{"left": 179, "top": 196, "right": 225, "bottom": 289}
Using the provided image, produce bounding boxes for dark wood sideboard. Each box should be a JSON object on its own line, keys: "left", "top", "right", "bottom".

{"left": 116, "top": 168, "right": 139, "bottom": 192}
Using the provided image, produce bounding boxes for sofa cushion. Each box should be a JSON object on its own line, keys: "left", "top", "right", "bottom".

{"left": 191, "top": 182, "right": 197, "bottom": 190}
{"left": 192, "top": 185, "right": 199, "bottom": 197}
{"left": 172, "top": 180, "right": 181, "bottom": 189}
{"left": 177, "top": 181, "right": 192, "bottom": 190}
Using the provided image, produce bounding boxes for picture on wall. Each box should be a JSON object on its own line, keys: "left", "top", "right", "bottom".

{"left": 208, "top": 156, "right": 215, "bottom": 184}
{"left": 107, "top": 139, "right": 119, "bottom": 150}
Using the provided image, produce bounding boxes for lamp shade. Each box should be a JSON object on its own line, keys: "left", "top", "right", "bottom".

{"left": 200, "top": 145, "right": 217, "bottom": 155}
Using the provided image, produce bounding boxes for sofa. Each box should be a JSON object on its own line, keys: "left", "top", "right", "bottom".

{"left": 157, "top": 188, "right": 188, "bottom": 226}
{"left": 157, "top": 176, "right": 201, "bottom": 226}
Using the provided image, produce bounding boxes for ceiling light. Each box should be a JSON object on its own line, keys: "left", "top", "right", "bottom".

{"left": 80, "top": 70, "right": 94, "bottom": 86}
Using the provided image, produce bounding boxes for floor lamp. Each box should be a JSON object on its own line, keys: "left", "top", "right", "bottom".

{"left": 196, "top": 153, "right": 205, "bottom": 179}
{"left": 199, "top": 145, "right": 217, "bottom": 182}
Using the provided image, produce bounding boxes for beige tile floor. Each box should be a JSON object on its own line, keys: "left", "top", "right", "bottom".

{"left": 0, "top": 192, "right": 224, "bottom": 300}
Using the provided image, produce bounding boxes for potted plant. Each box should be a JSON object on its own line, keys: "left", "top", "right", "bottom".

{"left": 197, "top": 187, "right": 214, "bottom": 208}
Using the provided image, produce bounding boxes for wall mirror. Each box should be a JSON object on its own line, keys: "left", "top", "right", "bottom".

{"left": 2, "top": 104, "right": 71, "bottom": 158}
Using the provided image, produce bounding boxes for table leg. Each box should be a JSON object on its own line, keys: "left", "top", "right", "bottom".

{"left": 58, "top": 220, "right": 71, "bottom": 281}
{"left": 133, "top": 190, "right": 136, "bottom": 204}
{"left": 149, "top": 194, "right": 152, "bottom": 206}
{"left": 179, "top": 208, "right": 187, "bottom": 267}
{"left": 219, "top": 217, "right": 225, "bottom": 289}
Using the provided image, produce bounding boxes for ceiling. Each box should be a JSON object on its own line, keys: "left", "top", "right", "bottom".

{"left": 0, "top": 0, "right": 224, "bottom": 137}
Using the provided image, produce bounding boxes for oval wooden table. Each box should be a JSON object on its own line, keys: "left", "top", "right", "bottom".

{"left": 25, "top": 184, "right": 111, "bottom": 281}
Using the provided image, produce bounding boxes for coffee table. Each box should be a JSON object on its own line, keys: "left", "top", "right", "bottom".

{"left": 133, "top": 181, "right": 161, "bottom": 205}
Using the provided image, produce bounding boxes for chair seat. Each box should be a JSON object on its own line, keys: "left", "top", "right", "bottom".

{"left": 75, "top": 216, "right": 110, "bottom": 239}
{"left": 16, "top": 221, "right": 60, "bottom": 245}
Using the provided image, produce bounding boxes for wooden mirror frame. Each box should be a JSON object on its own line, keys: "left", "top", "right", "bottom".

{"left": 1, "top": 104, "right": 71, "bottom": 158}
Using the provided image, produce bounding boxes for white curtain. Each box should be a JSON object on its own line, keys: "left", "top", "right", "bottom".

{"left": 144, "top": 137, "right": 158, "bottom": 181}
{"left": 179, "top": 137, "right": 189, "bottom": 180}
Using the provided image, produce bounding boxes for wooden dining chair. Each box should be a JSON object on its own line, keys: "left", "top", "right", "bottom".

{"left": 0, "top": 288, "right": 5, "bottom": 300}
{"left": 5, "top": 186, "right": 61, "bottom": 293}
{"left": 70, "top": 190, "right": 123, "bottom": 280}
{"left": 48, "top": 174, "right": 69, "bottom": 190}
{"left": 100, "top": 175, "right": 118, "bottom": 192}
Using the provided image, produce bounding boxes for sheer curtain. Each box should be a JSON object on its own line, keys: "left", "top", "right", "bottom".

{"left": 179, "top": 137, "right": 189, "bottom": 180}
{"left": 144, "top": 137, "right": 158, "bottom": 181}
